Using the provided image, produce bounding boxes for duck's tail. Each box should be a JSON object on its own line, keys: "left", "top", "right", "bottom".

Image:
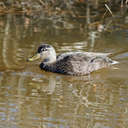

{"left": 112, "top": 60, "right": 119, "bottom": 65}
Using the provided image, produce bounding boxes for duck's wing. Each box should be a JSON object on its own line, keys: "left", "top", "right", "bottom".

{"left": 55, "top": 52, "right": 114, "bottom": 75}
{"left": 82, "top": 52, "right": 112, "bottom": 57}
{"left": 55, "top": 53, "right": 90, "bottom": 75}
{"left": 57, "top": 52, "right": 111, "bottom": 61}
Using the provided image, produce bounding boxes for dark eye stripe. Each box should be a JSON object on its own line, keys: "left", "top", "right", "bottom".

{"left": 37, "top": 44, "right": 51, "bottom": 53}
{"left": 42, "top": 48, "right": 47, "bottom": 51}
{"left": 38, "top": 48, "right": 46, "bottom": 53}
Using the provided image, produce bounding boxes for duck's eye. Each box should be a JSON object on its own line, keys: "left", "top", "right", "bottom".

{"left": 42, "top": 48, "right": 47, "bottom": 51}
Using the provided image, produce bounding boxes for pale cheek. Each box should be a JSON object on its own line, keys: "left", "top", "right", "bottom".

{"left": 40, "top": 53, "right": 45, "bottom": 59}
{"left": 41, "top": 52, "right": 48, "bottom": 58}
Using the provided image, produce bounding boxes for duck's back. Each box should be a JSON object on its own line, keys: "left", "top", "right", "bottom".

{"left": 54, "top": 52, "right": 115, "bottom": 75}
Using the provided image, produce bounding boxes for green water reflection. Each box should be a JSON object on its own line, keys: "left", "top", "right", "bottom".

{"left": 0, "top": 14, "right": 128, "bottom": 128}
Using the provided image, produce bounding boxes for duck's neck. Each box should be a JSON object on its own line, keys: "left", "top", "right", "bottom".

{"left": 43, "top": 55, "right": 56, "bottom": 64}
{"left": 40, "top": 57, "right": 56, "bottom": 72}
{"left": 40, "top": 52, "right": 57, "bottom": 72}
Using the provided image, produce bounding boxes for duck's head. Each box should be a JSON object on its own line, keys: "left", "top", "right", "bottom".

{"left": 27, "top": 44, "right": 56, "bottom": 63}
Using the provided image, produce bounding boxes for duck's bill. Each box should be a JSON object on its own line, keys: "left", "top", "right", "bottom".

{"left": 27, "top": 53, "right": 41, "bottom": 62}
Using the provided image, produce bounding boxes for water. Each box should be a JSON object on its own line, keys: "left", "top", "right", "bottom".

{"left": 0, "top": 14, "right": 128, "bottom": 128}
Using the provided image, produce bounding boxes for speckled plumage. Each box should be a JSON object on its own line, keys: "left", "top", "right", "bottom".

{"left": 28, "top": 44, "right": 118, "bottom": 76}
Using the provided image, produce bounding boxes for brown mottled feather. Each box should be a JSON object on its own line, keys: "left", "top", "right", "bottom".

{"left": 40, "top": 52, "right": 114, "bottom": 75}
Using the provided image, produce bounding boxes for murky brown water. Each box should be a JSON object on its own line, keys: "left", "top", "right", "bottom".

{"left": 0, "top": 14, "right": 128, "bottom": 128}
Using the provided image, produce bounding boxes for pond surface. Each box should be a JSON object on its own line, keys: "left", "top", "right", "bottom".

{"left": 0, "top": 14, "right": 128, "bottom": 128}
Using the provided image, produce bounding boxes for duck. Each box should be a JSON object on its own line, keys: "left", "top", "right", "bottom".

{"left": 27, "top": 43, "right": 118, "bottom": 76}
